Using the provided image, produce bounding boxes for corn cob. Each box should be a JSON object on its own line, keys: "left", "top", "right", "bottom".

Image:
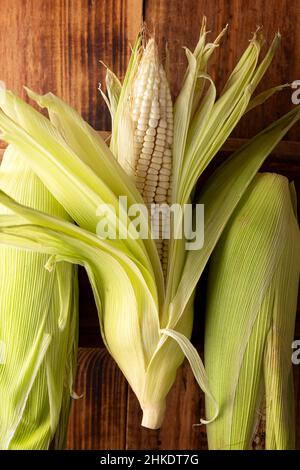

{"left": 127, "top": 39, "right": 173, "bottom": 274}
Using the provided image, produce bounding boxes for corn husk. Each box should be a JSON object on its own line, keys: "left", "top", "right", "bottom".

{"left": 0, "top": 146, "right": 78, "bottom": 449}
{"left": 204, "top": 173, "right": 300, "bottom": 449}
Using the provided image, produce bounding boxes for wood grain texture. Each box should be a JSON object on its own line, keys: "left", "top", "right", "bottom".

{"left": 66, "top": 348, "right": 128, "bottom": 449}
{"left": 0, "top": 0, "right": 142, "bottom": 130}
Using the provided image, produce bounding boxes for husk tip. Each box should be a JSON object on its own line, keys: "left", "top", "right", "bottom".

{"left": 141, "top": 401, "right": 166, "bottom": 429}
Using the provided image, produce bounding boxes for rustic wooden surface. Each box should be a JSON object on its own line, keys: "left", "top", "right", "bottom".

{"left": 0, "top": 0, "right": 299, "bottom": 450}
{"left": 67, "top": 348, "right": 128, "bottom": 450}
{"left": 0, "top": 0, "right": 142, "bottom": 130}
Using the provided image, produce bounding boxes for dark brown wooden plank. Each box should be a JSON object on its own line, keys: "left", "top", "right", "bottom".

{"left": 0, "top": 0, "right": 142, "bottom": 130}
{"left": 144, "top": 0, "right": 300, "bottom": 141}
{"left": 66, "top": 348, "right": 128, "bottom": 450}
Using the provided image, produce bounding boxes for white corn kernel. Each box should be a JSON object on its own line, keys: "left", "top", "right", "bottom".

{"left": 150, "top": 163, "right": 161, "bottom": 171}
{"left": 144, "top": 135, "right": 155, "bottom": 142}
{"left": 143, "top": 141, "right": 155, "bottom": 150}
{"left": 149, "top": 118, "right": 159, "bottom": 128}
{"left": 146, "top": 128, "right": 156, "bottom": 136}
{"left": 142, "top": 147, "right": 153, "bottom": 155}
{"left": 159, "top": 175, "right": 169, "bottom": 182}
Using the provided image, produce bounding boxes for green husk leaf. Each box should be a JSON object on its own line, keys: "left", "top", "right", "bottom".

{"left": 0, "top": 146, "right": 78, "bottom": 449}
{"left": 169, "top": 105, "right": 300, "bottom": 326}
{"left": 0, "top": 192, "right": 217, "bottom": 429}
{"left": 0, "top": 196, "right": 159, "bottom": 395}
{"left": 110, "top": 34, "right": 142, "bottom": 157}
{"left": 246, "top": 84, "right": 290, "bottom": 113}
{"left": 101, "top": 67, "right": 122, "bottom": 123}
